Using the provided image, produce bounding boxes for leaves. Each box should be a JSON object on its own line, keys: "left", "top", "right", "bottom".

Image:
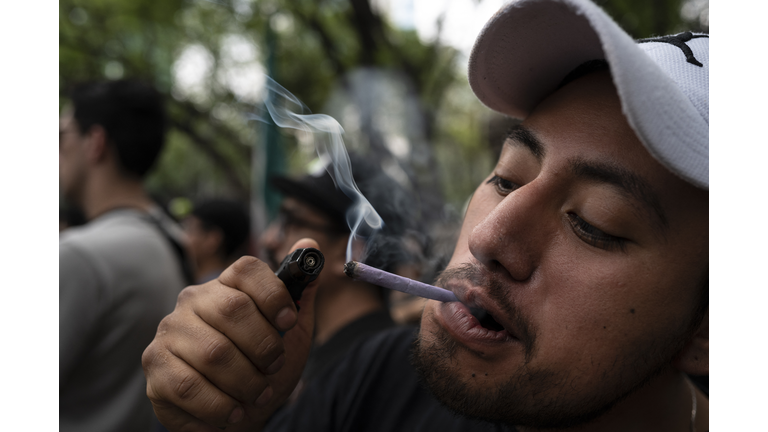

{"left": 60, "top": 0, "right": 700, "bottom": 215}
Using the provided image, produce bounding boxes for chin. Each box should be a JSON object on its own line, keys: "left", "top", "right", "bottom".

{"left": 411, "top": 318, "right": 656, "bottom": 429}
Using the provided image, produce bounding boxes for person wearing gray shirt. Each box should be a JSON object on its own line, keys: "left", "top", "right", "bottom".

{"left": 59, "top": 80, "right": 189, "bottom": 432}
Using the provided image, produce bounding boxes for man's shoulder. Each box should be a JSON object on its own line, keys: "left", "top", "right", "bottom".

{"left": 59, "top": 208, "right": 182, "bottom": 282}
{"left": 60, "top": 209, "right": 167, "bottom": 253}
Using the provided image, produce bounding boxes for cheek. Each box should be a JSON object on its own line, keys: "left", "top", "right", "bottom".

{"left": 532, "top": 250, "right": 697, "bottom": 371}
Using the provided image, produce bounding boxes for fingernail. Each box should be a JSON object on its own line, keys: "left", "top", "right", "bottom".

{"left": 275, "top": 307, "right": 296, "bottom": 330}
{"left": 265, "top": 354, "right": 285, "bottom": 375}
{"left": 255, "top": 386, "right": 273, "bottom": 406}
{"left": 227, "top": 406, "right": 244, "bottom": 424}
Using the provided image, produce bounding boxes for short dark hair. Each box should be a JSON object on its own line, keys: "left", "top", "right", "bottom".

{"left": 191, "top": 199, "right": 251, "bottom": 259}
{"left": 70, "top": 79, "right": 167, "bottom": 178}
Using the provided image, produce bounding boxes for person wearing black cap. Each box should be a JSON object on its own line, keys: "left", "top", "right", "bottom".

{"left": 143, "top": 0, "right": 709, "bottom": 430}
{"left": 259, "top": 153, "right": 420, "bottom": 391}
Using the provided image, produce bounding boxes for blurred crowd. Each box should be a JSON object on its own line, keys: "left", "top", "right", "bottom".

{"left": 59, "top": 78, "right": 436, "bottom": 432}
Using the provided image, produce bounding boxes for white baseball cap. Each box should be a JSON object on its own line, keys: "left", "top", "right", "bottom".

{"left": 468, "top": 0, "right": 709, "bottom": 189}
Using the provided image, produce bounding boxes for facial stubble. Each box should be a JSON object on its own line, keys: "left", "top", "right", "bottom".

{"left": 410, "top": 263, "right": 695, "bottom": 429}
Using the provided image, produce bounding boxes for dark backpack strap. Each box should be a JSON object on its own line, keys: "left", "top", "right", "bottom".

{"left": 143, "top": 212, "right": 196, "bottom": 286}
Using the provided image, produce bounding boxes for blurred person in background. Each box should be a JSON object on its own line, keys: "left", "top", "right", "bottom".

{"left": 59, "top": 79, "right": 191, "bottom": 432}
{"left": 183, "top": 198, "right": 251, "bottom": 284}
{"left": 59, "top": 204, "right": 86, "bottom": 232}
{"left": 260, "top": 153, "right": 424, "bottom": 393}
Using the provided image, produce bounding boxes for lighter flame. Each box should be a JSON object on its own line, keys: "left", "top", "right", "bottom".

{"left": 249, "top": 76, "right": 384, "bottom": 262}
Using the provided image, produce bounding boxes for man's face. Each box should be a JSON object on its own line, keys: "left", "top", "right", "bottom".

{"left": 414, "top": 71, "right": 708, "bottom": 427}
{"left": 182, "top": 215, "right": 219, "bottom": 268}
{"left": 59, "top": 108, "right": 88, "bottom": 205}
{"left": 259, "top": 197, "right": 348, "bottom": 284}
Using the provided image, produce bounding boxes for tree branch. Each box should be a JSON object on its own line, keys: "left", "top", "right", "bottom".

{"left": 168, "top": 112, "right": 250, "bottom": 198}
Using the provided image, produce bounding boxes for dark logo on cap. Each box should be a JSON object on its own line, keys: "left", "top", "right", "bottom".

{"left": 638, "top": 31, "right": 709, "bottom": 67}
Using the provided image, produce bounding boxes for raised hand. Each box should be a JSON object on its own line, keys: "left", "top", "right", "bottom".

{"left": 142, "top": 238, "right": 321, "bottom": 432}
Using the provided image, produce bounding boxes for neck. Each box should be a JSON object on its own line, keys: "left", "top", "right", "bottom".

{"left": 313, "top": 280, "right": 385, "bottom": 346}
{"left": 517, "top": 368, "right": 707, "bottom": 432}
{"left": 81, "top": 169, "right": 153, "bottom": 221}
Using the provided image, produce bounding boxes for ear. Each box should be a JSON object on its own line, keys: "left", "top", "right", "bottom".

{"left": 83, "top": 125, "right": 110, "bottom": 164}
{"left": 672, "top": 309, "right": 708, "bottom": 376}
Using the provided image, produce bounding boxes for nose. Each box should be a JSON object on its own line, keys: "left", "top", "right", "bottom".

{"left": 467, "top": 184, "right": 550, "bottom": 282}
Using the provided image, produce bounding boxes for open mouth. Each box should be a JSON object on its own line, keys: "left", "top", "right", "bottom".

{"left": 468, "top": 306, "right": 505, "bottom": 332}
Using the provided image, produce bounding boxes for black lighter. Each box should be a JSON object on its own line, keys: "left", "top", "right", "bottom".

{"left": 274, "top": 247, "right": 325, "bottom": 311}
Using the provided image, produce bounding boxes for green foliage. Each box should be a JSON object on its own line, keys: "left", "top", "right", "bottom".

{"left": 60, "top": 0, "right": 701, "bottom": 217}
{"left": 595, "top": 0, "right": 687, "bottom": 38}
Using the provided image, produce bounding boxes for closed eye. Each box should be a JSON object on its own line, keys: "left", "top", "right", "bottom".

{"left": 567, "top": 212, "right": 628, "bottom": 253}
{"left": 487, "top": 175, "right": 520, "bottom": 196}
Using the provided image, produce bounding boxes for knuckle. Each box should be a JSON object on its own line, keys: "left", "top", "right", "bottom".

{"left": 217, "top": 291, "right": 254, "bottom": 323}
{"left": 261, "top": 285, "right": 283, "bottom": 307}
{"left": 176, "top": 285, "right": 199, "bottom": 305}
{"left": 156, "top": 313, "right": 175, "bottom": 335}
{"left": 254, "top": 332, "right": 282, "bottom": 362}
{"left": 174, "top": 371, "right": 205, "bottom": 402}
{"left": 241, "top": 371, "right": 268, "bottom": 401}
{"left": 230, "top": 256, "right": 261, "bottom": 276}
{"left": 141, "top": 342, "right": 160, "bottom": 371}
{"left": 203, "top": 392, "right": 234, "bottom": 425}
{"left": 201, "top": 334, "right": 237, "bottom": 367}
{"left": 155, "top": 368, "right": 234, "bottom": 426}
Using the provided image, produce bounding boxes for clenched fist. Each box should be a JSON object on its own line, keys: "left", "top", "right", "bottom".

{"left": 142, "top": 239, "right": 320, "bottom": 432}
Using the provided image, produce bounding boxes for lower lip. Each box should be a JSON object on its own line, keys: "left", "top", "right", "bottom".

{"left": 434, "top": 302, "right": 516, "bottom": 348}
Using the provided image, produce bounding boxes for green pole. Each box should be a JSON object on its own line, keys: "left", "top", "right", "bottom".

{"left": 263, "top": 17, "right": 285, "bottom": 221}
{"left": 251, "top": 16, "right": 286, "bottom": 259}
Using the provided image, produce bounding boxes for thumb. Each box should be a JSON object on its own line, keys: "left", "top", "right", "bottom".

{"left": 245, "top": 238, "right": 323, "bottom": 423}
{"left": 272, "top": 239, "right": 321, "bottom": 396}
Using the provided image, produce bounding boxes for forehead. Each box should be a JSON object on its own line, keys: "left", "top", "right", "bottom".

{"left": 508, "top": 71, "right": 708, "bottom": 238}
{"left": 520, "top": 71, "right": 698, "bottom": 193}
{"left": 524, "top": 72, "right": 643, "bottom": 159}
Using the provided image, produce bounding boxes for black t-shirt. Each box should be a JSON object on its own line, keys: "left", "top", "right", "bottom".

{"left": 302, "top": 309, "right": 395, "bottom": 384}
{"left": 266, "top": 326, "right": 516, "bottom": 432}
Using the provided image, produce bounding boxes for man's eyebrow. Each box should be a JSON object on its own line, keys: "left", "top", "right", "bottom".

{"left": 570, "top": 158, "right": 669, "bottom": 234}
{"left": 505, "top": 124, "right": 545, "bottom": 161}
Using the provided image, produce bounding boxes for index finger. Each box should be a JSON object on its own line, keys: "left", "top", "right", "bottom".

{"left": 217, "top": 238, "right": 321, "bottom": 333}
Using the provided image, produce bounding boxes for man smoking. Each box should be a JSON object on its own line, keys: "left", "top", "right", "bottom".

{"left": 142, "top": 0, "right": 709, "bottom": 430}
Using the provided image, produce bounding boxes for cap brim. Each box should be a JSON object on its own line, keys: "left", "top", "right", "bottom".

{"left": 468, "top": 0, "right": 708, "bottom": 189}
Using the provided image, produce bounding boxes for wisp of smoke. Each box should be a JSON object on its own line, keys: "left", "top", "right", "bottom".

{"left": 247, "top": 76, "right": 384, "bottom": 262}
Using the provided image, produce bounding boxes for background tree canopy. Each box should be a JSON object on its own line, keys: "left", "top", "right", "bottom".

{"left": 59, "top": 0, "right": 708, "bottom": 261}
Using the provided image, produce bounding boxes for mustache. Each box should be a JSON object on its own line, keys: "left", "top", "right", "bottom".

{"left": 435, "top": 263, "right": 538, "bottom": 362}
